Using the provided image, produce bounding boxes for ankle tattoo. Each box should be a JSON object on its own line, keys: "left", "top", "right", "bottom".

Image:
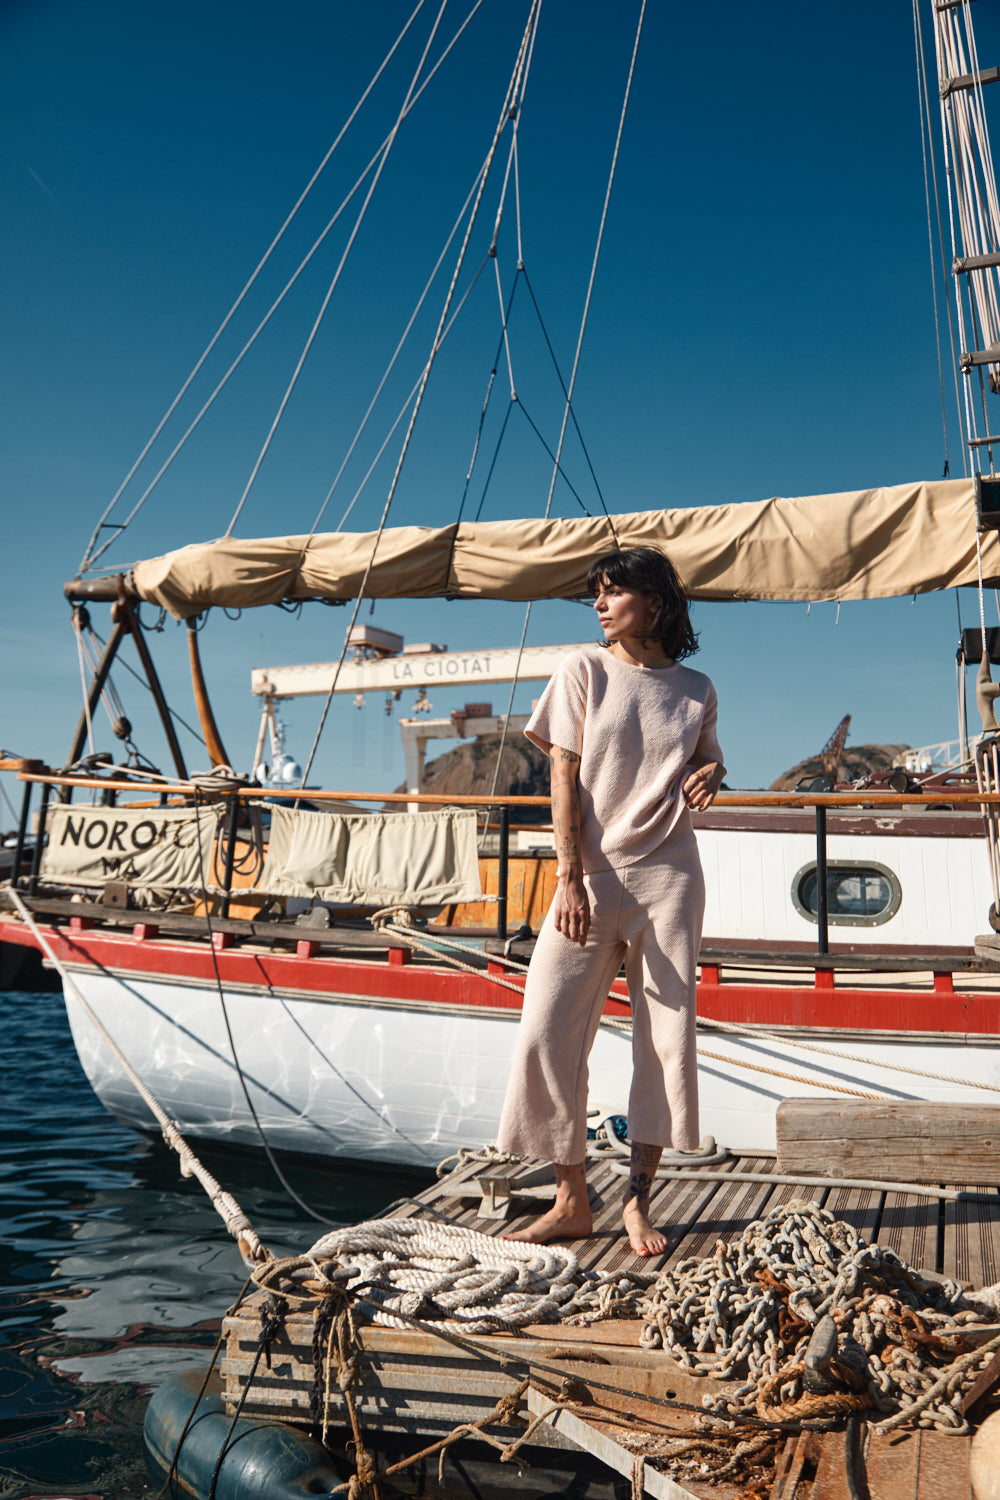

{"left": 624, "top": 1170, "right": 653, "bottom": 1206}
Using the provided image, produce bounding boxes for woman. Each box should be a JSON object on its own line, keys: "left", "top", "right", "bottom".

{"left": 497, "top": 545, "right": 725, "bottom": 1256}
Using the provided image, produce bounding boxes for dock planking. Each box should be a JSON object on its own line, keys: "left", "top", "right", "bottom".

{"left": 220, "top": 1152, "right": 1000, "bottom": 1497}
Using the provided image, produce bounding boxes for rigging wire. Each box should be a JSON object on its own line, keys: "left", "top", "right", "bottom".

{"left": 74, "top": 624, "right": 97, "bottom": 762}
{"left": 295, "top": 3, "right": 543, "bottom": 793}
{"left": 185, "top": 797, "right": 341, "bottom": 1227}
{"left": 83, "top": 621, "right": 206, "bottom": 748}
{"left": 309, "top": 152, "right": 502, "bottom": 536}
{"left": 485, "top": 0, "right": 647, "bottom": 809}
{"left": 225, "top": 1, "right": 454, "bottom": 539}
{"left": 79, "top": 0, "right": 430, "bottom": 574}
{"left": 333, "top": 256, "right": 492, "bottom": 534}
{"left": 929, "top": 0, "right": 1000, "bottom": 662}
{"left": 542, "top": 0, "right": 645, "bottom": 527}
{"left": 521, "top": 267, "right": 609, "bottom": 509}
{"left": 913, "top": 0, "right": 960, "bottom": 478}
{"left": 80, "top": 1, "right": 487, "bottom": 572}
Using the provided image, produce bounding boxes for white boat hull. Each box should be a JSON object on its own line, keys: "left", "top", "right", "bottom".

{"left": 63, "top": 964, "right": 1000, "bottom": 1167}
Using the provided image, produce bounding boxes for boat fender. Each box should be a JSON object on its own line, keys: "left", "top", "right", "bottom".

{"left": 971, "top": 1408, "right": 1000, "bottom": 1500}
{"left": 145, "top": 1369, "right": 343, "bottom": 1499}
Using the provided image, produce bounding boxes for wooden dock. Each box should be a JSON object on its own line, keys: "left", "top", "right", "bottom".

{"left": 219, "top": 1147, "right": 1000, "bottom": 1497}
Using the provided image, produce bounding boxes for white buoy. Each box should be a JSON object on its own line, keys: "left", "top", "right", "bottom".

{"left": 971, "top": 1409, "right": 1000, "bottom": 1500}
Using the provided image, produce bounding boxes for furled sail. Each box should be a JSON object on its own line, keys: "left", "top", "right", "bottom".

{"left": 129, "top": 479, "right": 1000, "bottom": 618}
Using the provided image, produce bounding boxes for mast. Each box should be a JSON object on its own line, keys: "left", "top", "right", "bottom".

{"left": 932, "top": 1, "right": 1000, "bottom": 486}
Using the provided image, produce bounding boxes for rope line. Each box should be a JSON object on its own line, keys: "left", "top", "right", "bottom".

{"left": 79, "top": 0, "right": 433, "bottom": 573}
{"left": 541, "top": 0, "right": 646, "bottom": 532}
{"left": 700, "top": 1016, "right": 1000, "bottom": 1094}
{"left": 8, "top": 888, "right": 268, "bottom": 1264}
{"left": 225, "top": 2, "right": 453, "bottom": 539}
{"left": 295, "top": 6, "right": 542, "bottom": 792}
{"left": 188, "top": 797, "right": 343, "bottom": 1228}
{"left": 381, "top": 920, "right": 995, "bottom": 1098}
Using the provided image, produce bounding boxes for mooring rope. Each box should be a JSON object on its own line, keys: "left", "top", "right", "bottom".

{"left": 376, "top": 918, "right": 897, "bottom": 1098}
{"left": 699, "top": 1015, "right": 1000, "bottom": 1095}
{"left": 253, "top": 1216, "right": 651, "bottom": 1334}
{"left": 9, "top": 890, "right": 269, "bottom": 1265}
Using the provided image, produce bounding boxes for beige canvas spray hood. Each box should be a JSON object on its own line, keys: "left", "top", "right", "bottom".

{"left": 128, "top": 479, "right": 1000, "bottom": 618}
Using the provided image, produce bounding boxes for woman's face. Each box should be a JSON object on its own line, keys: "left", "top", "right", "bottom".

{"left": 593, "top": 577, "right": 656, "bottom": 643}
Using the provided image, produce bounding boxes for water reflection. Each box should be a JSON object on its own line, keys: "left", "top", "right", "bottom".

{"left": 0, "top": 989, "right": 432, "bottom": 1497}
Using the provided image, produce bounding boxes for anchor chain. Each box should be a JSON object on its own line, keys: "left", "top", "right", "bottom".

{"left": 640, "top": 1200, "right": 1000, "bottom": 1435}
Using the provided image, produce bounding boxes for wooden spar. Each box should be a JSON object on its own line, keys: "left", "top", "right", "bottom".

{"left": 12, "top": 771, "right": 1000, "bottom": 808}
{"left": 186, "top": 619, "right": 230, "bottom": 769}
{"left": 63, "top": 611, "right": 130, "bottom": 781}
{"left": 118, "top": 597, "right": 189, "bottom": 781}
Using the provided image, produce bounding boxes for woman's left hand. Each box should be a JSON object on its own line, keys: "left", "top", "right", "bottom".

{"left": 683, "top": 762, "right": 724, "bottom": 811}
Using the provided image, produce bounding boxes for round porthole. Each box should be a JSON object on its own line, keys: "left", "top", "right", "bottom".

{"left": 791, "top": 860, "right": 902, "bottom": 927}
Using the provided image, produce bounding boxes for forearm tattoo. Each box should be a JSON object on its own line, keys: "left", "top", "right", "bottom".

{"left": 624, "top": 1142, "right": 662, "bottom": 1207}
{"left": 551, "top": 749, "right": 582, "bottom": 867}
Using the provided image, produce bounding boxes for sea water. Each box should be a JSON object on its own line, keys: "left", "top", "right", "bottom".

{"left": 0, "top": 988, "right": 433, "bottom": 1498}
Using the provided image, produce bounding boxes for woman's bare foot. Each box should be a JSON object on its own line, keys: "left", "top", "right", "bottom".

{"left": 623, "top": 1197, "right": 669, "bottom": 1256}
{"left": 623, "top": 1140, "right": 668, "bottom": 1256}
{"left": 504, "top": 1201, "right": 593, "bottom": 1243}
{"left": 502, "top": 1162, "right": 592, "bottom": 1243}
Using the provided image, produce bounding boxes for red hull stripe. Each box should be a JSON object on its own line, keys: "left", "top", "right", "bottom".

{"left": 2, "top": 919, "right": 998, "bottom": 1034}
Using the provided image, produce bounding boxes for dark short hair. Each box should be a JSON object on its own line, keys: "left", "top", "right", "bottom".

{"left": 586, "top": 546, "right": 699, "bottom": 661}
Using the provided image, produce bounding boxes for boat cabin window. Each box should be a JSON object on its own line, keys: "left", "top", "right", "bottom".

{"left": 791, "top": 861, "right": 901, "bottom": 927}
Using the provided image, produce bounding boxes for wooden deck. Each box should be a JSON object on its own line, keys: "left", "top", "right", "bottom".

{"left": 220, "top": 1151, "right": 1000, "bottom": 1497}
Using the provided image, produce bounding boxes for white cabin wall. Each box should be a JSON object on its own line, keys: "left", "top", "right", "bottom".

{"left": 697, "top": 827, "right": 994, "bottom": 948}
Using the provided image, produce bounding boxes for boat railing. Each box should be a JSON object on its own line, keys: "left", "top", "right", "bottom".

{"left": 4, "top": 761, "right": 1000, "bottom": 945}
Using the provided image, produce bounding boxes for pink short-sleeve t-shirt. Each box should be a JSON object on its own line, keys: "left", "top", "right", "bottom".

{"left": 525, "top": 648, "right": 723, "bottom": 872}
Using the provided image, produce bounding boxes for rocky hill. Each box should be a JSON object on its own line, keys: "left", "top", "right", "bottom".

{"left": 398, "top": 733, "right": 552, "bottom": 822}
{"left": 768, "top": 743, "right": 911, "bottom": 792}
{"left": 401, "top": 733, "right": 914, "bottom": 801}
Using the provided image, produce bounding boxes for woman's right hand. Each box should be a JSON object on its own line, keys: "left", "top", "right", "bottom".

{"left": 554, "top": 873, "right": 591, "bottom": 947}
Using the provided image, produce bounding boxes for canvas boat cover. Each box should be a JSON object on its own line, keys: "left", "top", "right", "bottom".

{"left": 129, "top": 480, "right": 1000, "bottom": 617}
{"left": 257, "top": 805, "right": 483, "bottom": 906}
{"left": 41, "top": 804, "right": 223, "bottom": 890}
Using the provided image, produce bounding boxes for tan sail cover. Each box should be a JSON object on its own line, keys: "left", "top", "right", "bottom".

{"left": 130, "top": 480, "right": 1000, "bottom": 617}
{"left": 41, "top": 804, "right": 223, "bottom": 889}
{"left": 258, "top": 805, "right": 482, "bottom": 906}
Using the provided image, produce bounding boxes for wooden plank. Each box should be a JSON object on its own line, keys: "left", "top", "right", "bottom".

{"left": 524, "top": 1386, "right": 704, "bottom": 1500}
{"left": 912, "top": 1430, "right": 974, "bottom": 1500}
{"left": 943, "top": 1184, "right": 1000, "bottom": 1288}
{"left": 821, "top": 1182, "right": 883, "bottom": 1243}
{"left": 807, "top": 1430, "right": 853, "bottom": 1500}
{"left": 666, "top": 1156, "right": 778, "bottom": 1265}
{"left": 770, "top": 1431, "right": 822, "bottom": 1499}
{"left": 776, "top": 1101, "right": 1000, "bottom": 1186}
{"left": 863, "top": 1428, "right": 921, "bottom": 1499}
{"left": 877, "top": 1189, "right": 940, "bottom": 1276}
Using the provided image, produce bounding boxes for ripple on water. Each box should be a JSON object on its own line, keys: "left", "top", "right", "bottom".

{"left": 0, "top": 988, "right": 433, "bottom": 1498}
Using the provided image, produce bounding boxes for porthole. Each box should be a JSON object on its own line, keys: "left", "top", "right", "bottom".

{"left": 791, "top": 860, "right": 902, "bottom": 928}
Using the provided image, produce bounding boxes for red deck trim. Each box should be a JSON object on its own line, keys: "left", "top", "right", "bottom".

{"left": 3, "top": 917, "right": 998, "bottom": 1035}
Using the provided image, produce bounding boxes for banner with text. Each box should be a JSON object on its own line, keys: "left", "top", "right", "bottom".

{"left": 41, "top": 804, "right": 223, "bottom": 890}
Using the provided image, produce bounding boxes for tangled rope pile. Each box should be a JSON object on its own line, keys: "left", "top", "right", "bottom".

{"left": 640, "top": 1199, "right": 1000, "bottom": 1435}
{"left": 259, "top": 1217, "right": 652, "bottom": 1334}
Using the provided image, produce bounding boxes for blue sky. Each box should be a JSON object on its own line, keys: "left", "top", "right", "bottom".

{"left": 3, "top": 0, "right": 1000, "bottom": 806}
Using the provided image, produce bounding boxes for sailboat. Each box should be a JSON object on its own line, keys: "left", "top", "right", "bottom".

{"left": 4, "top": 0, "right": 1000, "bottom": 1169}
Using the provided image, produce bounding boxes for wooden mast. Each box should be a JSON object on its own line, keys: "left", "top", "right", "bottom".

{"left": 186, "top": 618, "right": 231, "bottom": 768}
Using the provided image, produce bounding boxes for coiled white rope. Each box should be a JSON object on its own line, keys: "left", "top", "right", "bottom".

{"left": 294, "top": 1216, "right": 650, "bottom": 1333}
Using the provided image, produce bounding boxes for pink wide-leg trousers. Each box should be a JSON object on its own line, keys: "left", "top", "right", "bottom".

{"left": 497, "top": 830, "right": 704, "bottom": 1164}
